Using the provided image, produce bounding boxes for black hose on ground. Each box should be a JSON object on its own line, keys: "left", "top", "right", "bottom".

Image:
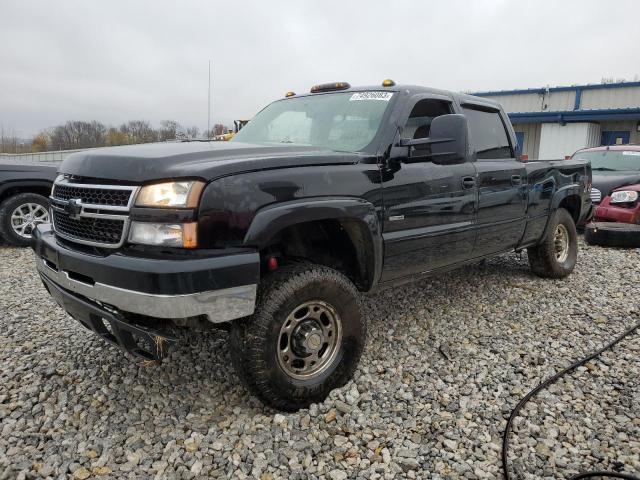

{"left": 502, "top": 319, "right": 640, "bottom": 480}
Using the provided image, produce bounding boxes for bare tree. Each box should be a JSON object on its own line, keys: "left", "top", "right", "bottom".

{"left": 158, "top": 120, "right": 183, "bottom": 141}
{"left": 212, "top": 123, "right": 227, "bottom": 136}
{"left": 120, "top": 120, "right": 157, "bottom": 144}
{"left": 1, "top": 126, "right": 30, "bottom": 153}
{"left": 21, "top": 117, "right": 207, "bottom": 153}
{"left": 49, "top": 120, "right": 106, "bottom": 150}
{"left": 186, "top": 126, "right": 200, "bottom": 139}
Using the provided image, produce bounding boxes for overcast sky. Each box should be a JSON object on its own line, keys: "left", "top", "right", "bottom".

{"left": 1, "top": 0, "right": 638, "bottom": 137}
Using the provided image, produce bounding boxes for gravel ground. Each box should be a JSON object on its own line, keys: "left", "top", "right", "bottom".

{"left": 0, "top": 240, "right": 639, "bottom": 480}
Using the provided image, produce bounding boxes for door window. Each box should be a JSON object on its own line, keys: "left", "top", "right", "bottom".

{"left": 404, "top": 99, "right": 452, "bottom": 138}
{"left": 403, "top": 99, "right": 452, "bottom": 155}
{"left": 462, "top": 107, "right": 513, "bottom": 159}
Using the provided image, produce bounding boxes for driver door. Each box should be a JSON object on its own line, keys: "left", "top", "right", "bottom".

{"left": 380, "top": 95, "right": 478, "bottom": 281}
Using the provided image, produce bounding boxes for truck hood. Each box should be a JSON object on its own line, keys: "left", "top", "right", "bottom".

{"left": 59, "top": 141, "right": 360, "bottom": 183}
{"left": 611, "top": 182, "right": 640, "bottom": 193}
{"left": 592, "top": 171, "right": 640, "bottom": 197}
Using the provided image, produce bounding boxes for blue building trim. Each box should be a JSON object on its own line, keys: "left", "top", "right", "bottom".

{"left": 472, "top": 81, "right": 640, "bottom": 97}
{"left": 508, "top": 107, "right": 640, "bottom": 124}
{"left": 573, "top": 88, "right": 582, "bottom": 110}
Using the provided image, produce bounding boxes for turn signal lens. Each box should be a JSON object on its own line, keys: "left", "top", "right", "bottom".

{"left": 182, "top": 222, "right": 198, "bottom": 248}
{"left": 129, "top": 222, "right": 198, "bottom": 248}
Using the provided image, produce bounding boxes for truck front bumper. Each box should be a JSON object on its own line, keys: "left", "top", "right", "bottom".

{"left": 32, "top": 223, "right": 260, "bottom": 323}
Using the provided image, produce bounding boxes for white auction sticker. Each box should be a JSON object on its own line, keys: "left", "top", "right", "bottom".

{"left": 349, "top": 91, "right": 394, "bottom": 101}
{"left": 622, "top": 151, "right": 640, "bottom": 156}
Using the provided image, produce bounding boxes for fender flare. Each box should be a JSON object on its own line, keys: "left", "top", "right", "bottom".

{"left": 243, "top": 197, "right": 383, "bottom": 290}
{"left": 541, "top": 184, "right": 584, "bottom": 239}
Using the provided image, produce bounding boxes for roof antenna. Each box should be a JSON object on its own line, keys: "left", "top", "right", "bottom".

{"left": 207, "top": 60, "right": 212, "bottom": 140}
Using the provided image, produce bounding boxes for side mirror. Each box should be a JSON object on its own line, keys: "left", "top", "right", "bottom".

{"left": 398, "top": 114, "right": 468, "bottom": 163}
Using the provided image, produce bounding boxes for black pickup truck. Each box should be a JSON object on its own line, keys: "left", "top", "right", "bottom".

{"left": 32, "top": 81, "right": 592, "bottom": 410}
{"left": 0, "top": 161, "right": 58, "bottom": 246}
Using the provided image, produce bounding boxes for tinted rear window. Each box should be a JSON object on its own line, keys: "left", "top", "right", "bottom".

{"left": 463, "top": 107, "right": 512, "bottom": 159}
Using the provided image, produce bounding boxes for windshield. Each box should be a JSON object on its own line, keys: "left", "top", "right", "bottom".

{"left": 573, "top": 149, "right": 640, "bottom": 171}
{"left": 231, "top": 91, "right": 394, "bottom": 153}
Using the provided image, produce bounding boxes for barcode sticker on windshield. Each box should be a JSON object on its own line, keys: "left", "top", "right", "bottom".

{"left": 349, "top": 92, "right": 393, "bottom": 102}
{"left": 622, "top": 151, "right": 640, "bottom": 156}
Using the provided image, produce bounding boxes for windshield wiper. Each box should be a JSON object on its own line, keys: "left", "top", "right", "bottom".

{"left": 591, "top": 167, "right": 618, "bottom": 171}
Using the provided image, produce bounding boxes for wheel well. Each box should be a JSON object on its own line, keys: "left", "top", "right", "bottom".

{"left": 262, "top": 219, "right": 374, "bottom": 291}
{"left": 558, "top": 195, "right": 581, "bottom": 223}
{"left": 0, "top": 184, "right": 52, "bottom": 205}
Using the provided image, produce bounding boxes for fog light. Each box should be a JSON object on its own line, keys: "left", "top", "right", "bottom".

{"left": 129, "top": 222, "right": 197, "bottom": 248}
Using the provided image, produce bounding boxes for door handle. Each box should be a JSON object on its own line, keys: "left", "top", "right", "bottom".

{"left": 462, "top": 176, "right": 476, "bottom": 189}
{"left": 511, "top": 175, "right": 522, "bottom": 186}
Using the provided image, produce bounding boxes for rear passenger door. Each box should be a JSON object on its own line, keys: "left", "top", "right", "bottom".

{"left": 462, "top": 104, "right": 527, "bottom": 256}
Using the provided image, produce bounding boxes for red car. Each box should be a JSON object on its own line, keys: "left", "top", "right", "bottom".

{"left": 594, "top": 183, "right": 640, "bottom": 224}
{"left": 573, "top": 146, "right": 640, "bottom": 247}
{"left": 572, "top": 145, "right": 640, "bottom": 200}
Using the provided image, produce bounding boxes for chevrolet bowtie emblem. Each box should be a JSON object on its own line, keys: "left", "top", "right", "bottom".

{"left": 64, "top": 199, "right": 82, "bottom": 219}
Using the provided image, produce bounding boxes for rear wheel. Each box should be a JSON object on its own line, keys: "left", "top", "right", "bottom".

{"left": 229, "top": 262, "right": 365, "bottom": 411}
{"left": 528, "top": 208, "right": 578, "bottom": 278}
{"left": 0, "top": 193, "right": 50, "bottom": 247}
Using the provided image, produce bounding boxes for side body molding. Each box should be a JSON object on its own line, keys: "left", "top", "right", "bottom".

{"left": 243, "top": 197, "right": 383, "bottom": 291}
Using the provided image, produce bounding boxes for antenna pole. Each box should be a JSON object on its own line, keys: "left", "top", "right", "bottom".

{"left": 207, "top": 60, "right": 211, "bottom": 139}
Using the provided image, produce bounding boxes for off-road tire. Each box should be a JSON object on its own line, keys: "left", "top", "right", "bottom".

{"left": 0, "top": 193, "right": 50, "bottom": 247}
{"left": 229, "top": 262, "right": 365, "bottom": 411}
{"left": 528, "top": 208, "right": 578, "bottom": 278}
{"left": 584, "top": 222, "right": 640, "bottom": 248}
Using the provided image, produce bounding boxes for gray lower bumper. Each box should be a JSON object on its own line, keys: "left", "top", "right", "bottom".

{"left": 36, "top": 256, "right": 257, "bottom": 323}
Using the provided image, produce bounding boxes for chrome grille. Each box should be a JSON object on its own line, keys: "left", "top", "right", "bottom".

{"left": 590, "top": 188, "right": 602, "bottom": 204}
{"left": 50, "top": 179, "right": 138, "bottom": 248}
{"left": 52, "top": 210, "right": 124, "bottom": 245}
{"left": 53, "top": 184, "right": 132, "bottom": 206}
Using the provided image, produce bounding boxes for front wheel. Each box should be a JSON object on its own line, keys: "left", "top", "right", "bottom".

{"left": 527, "top": 208, "right": 578, "bottom": 278}
{"left": 0, "top": 193, "right": 50, "bottom": 247}
{"left": 230, "top": 262, "right": 365, "bottom": 411}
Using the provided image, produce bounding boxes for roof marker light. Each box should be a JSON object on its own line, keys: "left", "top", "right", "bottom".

{"left": 382, "top": 79, "right": 396, "bottom": 87}
{"left": 285, "top": 91, "right": 296, "bottom": 98}
{"left": 310, "top": 82, "right": 351, "bottom": 93}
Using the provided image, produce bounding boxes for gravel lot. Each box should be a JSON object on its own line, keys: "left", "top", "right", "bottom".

{"left": 1, "top": 240, "right": 638, "bottom": 480}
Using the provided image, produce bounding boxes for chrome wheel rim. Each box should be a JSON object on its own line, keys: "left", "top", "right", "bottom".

{"left": 10, "top": 203, "right": 49, "bottom": 239}
{"left": 277, "top": 300, "right": 342, "bottom": 380}
{"left": 554, "top": 224, "right": 570, "bottom": 263}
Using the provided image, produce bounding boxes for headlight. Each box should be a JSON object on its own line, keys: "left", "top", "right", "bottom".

{"left": 135, "top": 181, "right": 204, "bottom": 208}
{"left": 610, "top": 190, "right": 639, "bottom": 203}
{"left": 129, "top": 222, "right": 197, "bottom": 248}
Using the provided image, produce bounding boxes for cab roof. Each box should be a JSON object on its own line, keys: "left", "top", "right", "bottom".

{"left": 297, "top": 83, "right": 502, "bottom": 109}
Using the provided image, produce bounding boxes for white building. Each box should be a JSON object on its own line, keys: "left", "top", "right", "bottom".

{"left": 473, "top": 81, "right": 640, "bottom": 160}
